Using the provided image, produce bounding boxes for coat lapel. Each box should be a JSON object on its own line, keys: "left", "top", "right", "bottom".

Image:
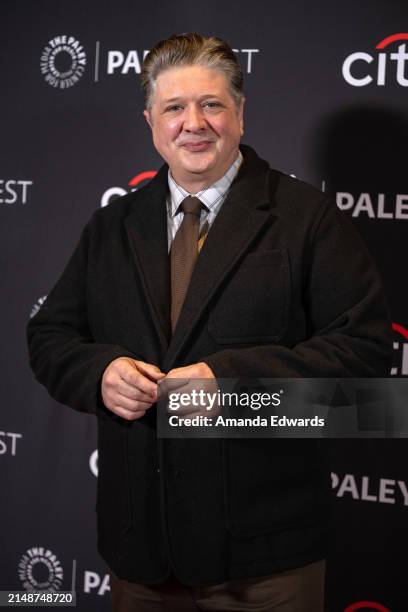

{"left": 124, "top": 165, "right": 171, "bottom": 349}
{"left": 164, "top": 146, "right": 278, "bottom": 369}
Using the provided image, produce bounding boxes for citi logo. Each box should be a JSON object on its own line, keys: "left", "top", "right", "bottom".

{"left": 344, "top": 603, "right": 390, "bottom": 612}
{"left": 391, "top": 322, "right": 408, "bottom": 376}
{"left": 89, "top": 450, "right": 98, "bottom": 477}
{"left": 342, "top": 33, "right": 408, "bottom": 87}
{"left": 100, "top": 170, "right": 157, "bottom": 207}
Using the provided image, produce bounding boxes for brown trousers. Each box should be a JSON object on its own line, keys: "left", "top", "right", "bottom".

{"left": 109, "top": 560, "right": 325, "bottom": 611}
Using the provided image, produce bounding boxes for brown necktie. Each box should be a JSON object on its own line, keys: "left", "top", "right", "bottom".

{"left": 171, "top": 196, "right": 203, "bottom": 331}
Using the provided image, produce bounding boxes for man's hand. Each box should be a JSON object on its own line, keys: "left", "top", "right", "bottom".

{"left": 101, "top": 357, "right": 165, "bottom": 421}
{"left": 162, "top": 362, "right": 219, "bottom": 419}
{"left": 165, "top": 362, "right": 215, "bottom": 381}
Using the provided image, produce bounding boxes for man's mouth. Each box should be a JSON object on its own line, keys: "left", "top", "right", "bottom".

{"left": 181, "top": 141, "right": 213, "bottom": 152}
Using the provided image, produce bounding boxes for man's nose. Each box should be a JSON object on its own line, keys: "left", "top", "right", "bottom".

{"left": 183, "top": 105, "right": 206, "bottom": 131}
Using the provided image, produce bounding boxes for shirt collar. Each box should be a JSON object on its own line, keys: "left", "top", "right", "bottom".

{"left": 167, "top": 150, "right": 243, "bottom": 217}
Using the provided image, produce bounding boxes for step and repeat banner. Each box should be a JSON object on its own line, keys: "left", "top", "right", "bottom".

{"left": 1, "top": 1, "right": 407, "bottom": 610}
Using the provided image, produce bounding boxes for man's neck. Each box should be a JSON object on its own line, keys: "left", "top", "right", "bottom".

{"left": 176, "top": 178, "right": 213, "bottom": 194}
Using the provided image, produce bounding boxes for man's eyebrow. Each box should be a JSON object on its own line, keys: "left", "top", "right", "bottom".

{"left": 161, "top": 94, "right": 223, "bottom": 104}
{"left": 199, "top": 94, "right": 223, "bottom": 101}
{"left": 162, "top": 96, "right": 184, "bottom": 103}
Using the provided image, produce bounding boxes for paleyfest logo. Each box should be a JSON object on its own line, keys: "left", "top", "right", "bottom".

{"left": 40, "top": 38, "right": 258, "bottom": 89}
{"left": 41, "top": 35, "right": 86, "bottom": 89}
{"left": 342, "top": 33, "right": 408, "bottom": 86}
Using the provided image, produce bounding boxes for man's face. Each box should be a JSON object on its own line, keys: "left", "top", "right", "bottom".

{"left": 144, "top": 65, "right": 244, "bottom": 190}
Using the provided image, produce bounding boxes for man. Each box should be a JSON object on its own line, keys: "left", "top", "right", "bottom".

{"left": 27, "top": 33, "right": 392, "bottom": 611}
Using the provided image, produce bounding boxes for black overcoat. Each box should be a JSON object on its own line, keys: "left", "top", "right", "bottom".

{"left": 27, "top": 146, "right": 393, "bottom": 584}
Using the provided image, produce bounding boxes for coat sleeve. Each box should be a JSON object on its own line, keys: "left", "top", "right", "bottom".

{"left": 26, "top": 218, "right": 137, "bottom": 414}
{"left": 202, "top": 201, "right": 393, "bottom": 378}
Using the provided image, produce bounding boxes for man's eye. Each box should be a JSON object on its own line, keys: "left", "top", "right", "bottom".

{"left": 204, "top": 102, "right": 222, "bottom": 109}
{"left": 165, "top": 105, "right": 182, "bottom": 112}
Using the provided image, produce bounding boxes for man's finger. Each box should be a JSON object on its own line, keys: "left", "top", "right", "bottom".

{"left": 165, "top": 367, "right": 189, "bottom": 379}
{"left": 115, "top": 393, "right": 154, "bottom": 412}
{"left": 115, "top": 379, "right": 156, "bottom": 402}
{"left": 119, "top": 367, "right": 158, "bottom": 397}
{"left": 135, "top": 361, "right": 166, "bottom": 382}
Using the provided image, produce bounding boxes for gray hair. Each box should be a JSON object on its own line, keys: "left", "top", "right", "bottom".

{"left": 141, "top": 32, "right": 244, "bottom": 109}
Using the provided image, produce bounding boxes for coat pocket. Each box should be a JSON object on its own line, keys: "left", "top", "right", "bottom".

{"left": 208, "top": 249, "right": 290, "bottom": 344}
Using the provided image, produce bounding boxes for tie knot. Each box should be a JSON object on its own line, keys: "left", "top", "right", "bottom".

{"left": 180, "top": 195, "right": 203, "bottom": 216}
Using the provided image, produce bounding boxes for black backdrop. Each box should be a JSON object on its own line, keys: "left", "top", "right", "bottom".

{"left": 2, "top": 1, "right": 408, "bottom": 610}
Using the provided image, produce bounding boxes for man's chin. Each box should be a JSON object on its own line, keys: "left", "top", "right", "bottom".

{"left": 180, "top": 159, "right": 215, "bottom": 177}
{"left": 185, "top": 156, "right": 212, "bottom": 168}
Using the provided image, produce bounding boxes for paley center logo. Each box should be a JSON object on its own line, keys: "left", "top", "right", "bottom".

{"left": 41, "top": 35, "right": 87, "bottom": 88}
{"left": 18, "top": 547, "right": 110, "bottom": 597}
{"left": 342, "top": 33, "right": 408, "bottom": 87}
{"left": 19, "top": 547, "right": 63, "bottom": 592}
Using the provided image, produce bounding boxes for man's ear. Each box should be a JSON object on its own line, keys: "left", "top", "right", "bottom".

{"left": 239, "top": 97, "right": 245, "bottom": 136}
{"left": 143, "top": 109, "right": 152, "bottom": 128}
